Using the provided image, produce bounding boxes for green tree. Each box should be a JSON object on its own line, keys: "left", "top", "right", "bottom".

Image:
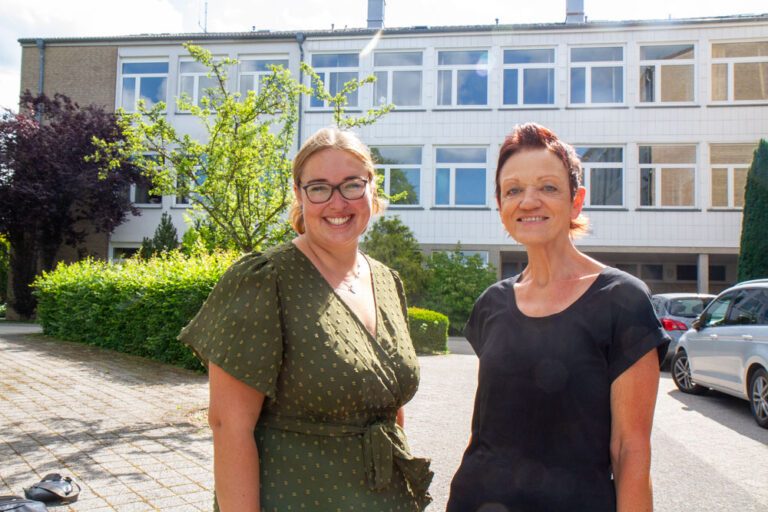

{"left": 738, "top": 139, "right": 768, "bottom": 281}
{"left": 422, "top": 247, "right": 497, "bottom": 334}
{"left": 139, "top": 212, "right": 179, "bottom": 259}
{"left": 361, "top": 216, "right": 426, "bottom": 304}
{"left": 0, "top": 234, "right": 9, "bottom": 303}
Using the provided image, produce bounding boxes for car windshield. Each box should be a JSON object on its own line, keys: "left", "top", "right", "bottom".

{"left": 669, "top": 298, "right": 712, "bottom": 318}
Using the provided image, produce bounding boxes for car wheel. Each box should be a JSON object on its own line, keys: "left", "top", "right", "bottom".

{"left": 749, "top": 368, "right": 768, "bottom": 429}
{"left": 671, "top": 351, "right": 707, "bottom": 395}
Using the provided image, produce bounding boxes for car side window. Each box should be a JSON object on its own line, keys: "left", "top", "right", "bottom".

{"left": 752, "top": 290, "right": 768, "bottom": 325}
{"left": 726, "top": 289, "right": 762, "bottom": 325}
{"left": 702, "top": 294, "right": 734, "bottom": 327}
{"left": 651, "top": 297, "right": 664, "bottom": 316}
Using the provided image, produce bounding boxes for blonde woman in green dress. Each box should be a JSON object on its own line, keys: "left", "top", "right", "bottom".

{"left": 179, "top": 127, "right": 432, "bottom": 512}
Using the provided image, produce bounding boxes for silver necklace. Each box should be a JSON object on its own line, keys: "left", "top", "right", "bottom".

{"left": 336, "top": 261, "right": 362, "bottom": 294}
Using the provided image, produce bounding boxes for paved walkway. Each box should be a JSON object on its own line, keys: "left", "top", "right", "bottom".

{"left": 0, "top": 322, "right": 477, "bottom": 511}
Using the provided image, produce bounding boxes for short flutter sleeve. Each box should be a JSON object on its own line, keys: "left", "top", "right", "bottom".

{"left": 178, "top": 252, "right": 283, "bottom": 398}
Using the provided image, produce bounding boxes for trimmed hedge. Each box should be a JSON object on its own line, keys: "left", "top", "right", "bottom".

{"left": 33, "top": 251, "right": 239, "bottom": 370}
{"left": 408, "top": 307, "right": 449, "bottom": 354}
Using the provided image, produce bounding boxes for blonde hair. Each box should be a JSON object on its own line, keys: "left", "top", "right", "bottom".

{"left": 289, "top": 127, "right": 384, "bottom": 234}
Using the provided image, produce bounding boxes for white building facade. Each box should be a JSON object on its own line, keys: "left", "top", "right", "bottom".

{"left": 19, "top": 10, "right": 768, "bottom": 293}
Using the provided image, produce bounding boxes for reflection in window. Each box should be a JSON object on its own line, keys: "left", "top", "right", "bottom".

{"left": 371, "top": 146, "right": 422, "bottom": 205}
{"left": 710, "top": 143, "right": 755, "bottom": 208}
{"left": 570, "top": 46, "right": 624, "bottom": 104}
{"left": 310, "top": 53, "right": 359, "bottom": 107}
{"left": 434, "top": 147, "right": 487, "bottom": 206}
{"left": 639, "top": 44, "right": 695, "bottom": 103}
{"left": 503, "top": 48, "right": 555, "bottom": 105}
{"left": 711, "top": 41, "right": 768, "bottom": 102}
{"left": 576, "top": 147, "right": 623, "bottom": 206}
{"left": 437, "top": 50, "right": 488, "bottom": 106}
{"left": 120, "top": 61, "right": 168, "bottom": 111}
{"left": 639, "top": 145, "right": 696, "bottom": 207}
{"left": 374, "top": 52, "right": 422, "bottom": 107}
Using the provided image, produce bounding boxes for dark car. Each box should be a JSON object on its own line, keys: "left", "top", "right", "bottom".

{"left": 651, "top": 293, "right": 716, "bottom": 365}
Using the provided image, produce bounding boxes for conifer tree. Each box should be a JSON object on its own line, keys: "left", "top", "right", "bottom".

{"left": 737, "top": 139, "right": 768, "bottom": 281}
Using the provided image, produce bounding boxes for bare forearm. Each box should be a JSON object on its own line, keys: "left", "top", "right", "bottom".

{"left": 613, "top": 445, "right": 653, "bottom": 512}
{"left": 212, "top": 428, "right": 261, "bottom": 512}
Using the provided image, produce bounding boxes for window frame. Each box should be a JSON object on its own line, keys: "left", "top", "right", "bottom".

{"left": 131, "top": 182, "right": 162, "bottom": 208}
{"left": 178, "top": 58, "right": 225, "bottom": 110}
{"left": 710, "top": 40, "right": 768, "bottom": 104}
{"left": 709, "top": 143, "right": 754, "bottom": 209}
{"left": 371, "top": 146, "right": 423, "bottom": 207}
{"left": 638, "top": 43, "right": 696, "bottom": 105}
{"left": 433, "top": 146, "right": 488, "bottom": 207}
{"left": 373, "top": 51, "right": 423, "bottom": 109}
{"left": 309, "top": 53, "right": 360, "bottom": 108}
{"left": 118, "top": 59, "right": 169, "bottom": 112}
{"left": 237, "top": 55, "right": 290, "bottom": 98}
{"left": 501, "top": 47, "right": 556, "bottom": 107}
{"left": 436, "top": 49, "right": 490, "bottom": 107}
{"left": 568, "top": 45, "right": 625, "bottom": 107}
{"left": 638, "top": 144, "right": 697, "bottom": 209}
{"left": 575, "top": 146, "right": 625, "bottom": 208}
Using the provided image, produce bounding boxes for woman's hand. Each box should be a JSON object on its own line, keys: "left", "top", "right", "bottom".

{"left": 609, "top": 349, "right": 660, "bottom": 512}
{"left": 208, "top": 363, "right": 266, "bottom": 512}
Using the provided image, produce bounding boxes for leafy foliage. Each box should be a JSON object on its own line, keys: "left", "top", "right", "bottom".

{"left": 422, "top": 248, "right": 497, "bottom": 334}
{"left": 33, "top": 250, "right": 239, "bottom": 369}
{"left": 738, "top": 139, "right": 768, "bottom": 281}
{"left": 0, "top": 92, "right": 140, "bottom": 317}
{"left": 139, "top": 212, "right": 179, "bottom": 259}
{"left": 0, "top": 234, "right": 8, "bottom": 303}
{"left": 361, "top": 216, "right": 426, "bottom": 304}
{"left": 407, "top": 307, "right": 449, "bottom": 354}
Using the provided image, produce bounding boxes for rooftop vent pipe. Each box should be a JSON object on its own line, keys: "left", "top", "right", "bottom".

{"left": 565, "top": 0, "right": 585, "bottom": 24}
{"left": 367, "top": 0, "right": 386, "bottom": 29}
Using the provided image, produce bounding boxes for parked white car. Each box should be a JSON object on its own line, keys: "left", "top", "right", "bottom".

{"left": 671, "top": 279, "right": 768, "bottom": 429}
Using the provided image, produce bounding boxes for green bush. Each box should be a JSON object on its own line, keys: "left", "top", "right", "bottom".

{"left": 408, "top": 307, "right": 449, "bottom": 354}
{"left": 0, "top": 234, "right": 8, "bottom": 303}
{"left": 0, "top": 303, "right": 5, "bottom": 318}
{"left": 33, "top": 250, "right": 239, "bottom": 370}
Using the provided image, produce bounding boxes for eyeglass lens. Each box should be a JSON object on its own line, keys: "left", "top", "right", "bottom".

{"left": 304, "top": 178, "right": 367, "bottom": 203}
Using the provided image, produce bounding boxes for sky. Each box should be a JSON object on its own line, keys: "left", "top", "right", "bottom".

{"left": 1, "top": 0, "right": 767, "bottom": 112}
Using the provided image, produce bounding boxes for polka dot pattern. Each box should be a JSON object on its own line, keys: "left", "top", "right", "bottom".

{"left": 179, "top": 243, "right": 431, "bottom": 511}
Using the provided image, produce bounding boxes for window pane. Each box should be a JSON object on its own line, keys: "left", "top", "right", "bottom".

{"left": 438, "top": 50, "right": 488, "bottom": 66}
{"left": 134, "top": 183, "right": 161, "bottom": 204}
{"left": 139, "top": 76, "right": 166, "bottom": 106}
{"left": 733, "top": 168, "right": 747, "bottom": 207}
{"left": 640, "top": 145, "right": 696, "bottom": 164}
{"left": 710, "top": 143, "right": 756, "bottom": 164}
{"left": 435, "top": 168, "right": 450, "bottom": 205}
{"left": 180, "top": 75, "right": 195, "bottom": 100}
{"left": 641, "top": 44, "right": 694, "bottom": 60}
{"left": 640, "top": 168, "right": 654, "bottom": 206}
{"left": 591, "top": 67, "right": 623, "bottom": 103}
{"left": 711, "top": 63, "right": 728, "bottom": 101}
{"left": 390, "top": 168, "right": 420, "bottom": 205}
{"left": 121, "top": 77, "right": 136, "bottom": 109}
{"left": 661, "top": 64, "right": 694, "bottom": 102}
{"left": 436, "top": 147, "right": 486, "bottom": 163}
{"left": 523, "top": 68, "right": 554, "bottom": 104}
{"left": 438, "top": 70, "right": 452, "bottom": 105}
{"left": 312, "top": 54, "right": 358, "bottom": 67}
{"left": 589, "top": 168, "right": 622, "bottom": 206}
{"left": 241, "top": 59, "right": 288, "bottom": 72}
{"left": 122, "top": 62, "right": 168, "bottom": 74}
{"left": 504, "top": 48, "right": 554, "bottom": 64}
{"left": 392, "top": 70, "right": 421, "bottom": 106}
{"left": 455, "top": 168, "right": 486, "bottom": 205}
{"left": 374, "top": 71, "right": 388, "bottom": 105}
{"left": 676, "top": 265, "right": 698, "bottom": 281}
{"left": 641, "top": 264, "right": 663, "bottom": 280}
{"left": 640, "top": 66, "right": 655, "bottom": 102}
{"left": 661, "top": 168, "right": 694, "bottom": 206}
{"left": 733, "top": 62, "right": 768, "bottom": 100}
{"left": 572, "top": 46, "right": 623, "bottom": 62}
{"left": 457, "top": 70, "right": 487, "bottom": 105}
{"left": 180, "top": 61, "right": 207, "bottom": 73}
{"left": 330, "top": 72, "right": 357, "bottom": 105}
{"left": 570, "top": 68, "right": 585, "bottom": 103}
{"left": 198, "top": 76, "right": 218, "bottom": 104}
{"left": 709, "top": 265, "right": 726, "bottom": 282}
{"left": 711, "top": 168, "right": 728, "bottom": 207}
{"left": 310, "top": 73, "right": 325, "bottom": 107}
{"left": 374, "top": 52, "right": 422, "bottom": 66}
{"left": 503, "top": 69, "right": 518, "bottom": 104}
{"left": 372, "top": 147, "right": 421, "bottom": 165}
{"left": 712, "top": 41, "right": 768, "bottom": 58}
{"left": 577, "top": 147, "right": 623, "bottom": 163}
{"left": 239, "top": 75, "right": 255, "bottom": 97}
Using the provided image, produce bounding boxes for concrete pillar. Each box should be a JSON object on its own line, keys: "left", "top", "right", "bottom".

{"left": 698, "top": 253, "right": 710, "bottom": 294}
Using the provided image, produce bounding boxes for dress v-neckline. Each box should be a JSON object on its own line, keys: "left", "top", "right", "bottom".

{"left": 291, "top": 243, "right": 380, "bottom": 341}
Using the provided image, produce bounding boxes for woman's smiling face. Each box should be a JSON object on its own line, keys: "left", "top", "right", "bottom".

{"left": 497, "top": 148, "right": 585, "bottom": 247}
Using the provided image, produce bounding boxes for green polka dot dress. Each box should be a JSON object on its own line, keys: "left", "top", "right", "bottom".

{"left": 179, "top": 242, "right": 432, "bottom": 511}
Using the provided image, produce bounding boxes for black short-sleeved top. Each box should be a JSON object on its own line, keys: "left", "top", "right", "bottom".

{"left": 447, "top": 267, "right": 669, "bottom": 512}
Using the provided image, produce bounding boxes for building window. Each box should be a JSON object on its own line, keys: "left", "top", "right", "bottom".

{"left": 711, "top": 41, "right": 768, "bottom": 102}
{"left": 639, "top": 145, "right": 696, "bottom": 207}
{"left": 639, "top": 44, "right": 695, "bottom": 103}
{"left": 437, "top": 50, "right": 489, "bottom": 106}
{"left": 502, "top": 48, "right": 555, "bottom": 106}
{"left": 132, "top": 181, "right": 162, "bottom": 206}
{"left": 434, "top": 147, "right": 487, "bottom": 206}
{"left": 710, "top": 143, "right": 755, "bottom": 208}
{"left": 374, "top": 52, "right": 422, "bottom": 107}
{"left": 310, "top": 53, "right": 359, "bottom": 107}
{"left": 570, "top": 46, "right": 624, "bottom": 105}
{"left": 239, "top": 58, "right": 289, "bottom": 98}
{"left": 709, "top": 265, "right": 726, "bottom": 282}
{"left": 677, "top": 264, "right": 698, "bottom": 281}
{"left": 641, "top": 264, "right": 664, "bottom": 281}
{"left": 371, "top": 146, "right": 421, "bottom": 206}
{"left": 179, "top": 60, "right": 220, "bottom": 108}
{"left": 120, "top": 61, "right": 168, "bottom": 111}
{"left": 112, "top": 246, "right": 139, "bottom": 261}
{"left": 575, "top": 147, "right": 624, "bottom": 207}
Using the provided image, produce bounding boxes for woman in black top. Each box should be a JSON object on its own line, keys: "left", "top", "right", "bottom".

{"left": 447, "top": 123, "right": 669, "bottom": 512}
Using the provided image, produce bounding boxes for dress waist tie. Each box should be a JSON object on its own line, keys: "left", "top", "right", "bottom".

{"left": 258, "top": 413, "right": 433, "bottom": 509}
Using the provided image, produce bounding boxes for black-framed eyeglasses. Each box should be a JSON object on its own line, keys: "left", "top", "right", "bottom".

{"left": 300, "top": 178, "right": 369, "bottom": 204}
